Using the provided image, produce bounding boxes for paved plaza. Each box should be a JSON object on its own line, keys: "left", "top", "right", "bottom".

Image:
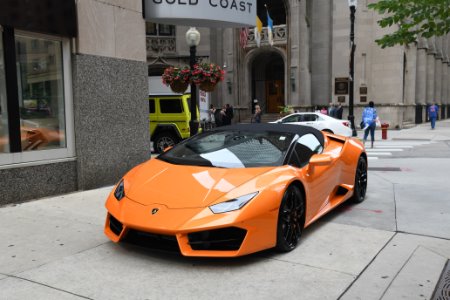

{"left": 1, "top": 120, "right": 450, "bottom": 300}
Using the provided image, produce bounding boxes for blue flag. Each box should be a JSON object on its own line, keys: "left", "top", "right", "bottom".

{"left": 267, "top": 11, "right": 273, "bottom": 46}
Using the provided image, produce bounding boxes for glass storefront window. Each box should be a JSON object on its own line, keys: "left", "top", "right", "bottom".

{"left": 15, "top": 34, "right": 66, "bottom": 151}
{"left": 0, "top": 26, "right": 9, "bottom": 153}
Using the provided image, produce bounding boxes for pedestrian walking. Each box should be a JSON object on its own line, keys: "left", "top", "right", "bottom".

{"left": 213, "top": 105, "right": 223, "bottom": 127}
{"left": 224, "top": 103, "right": 234, "bottom": 125}
{"left": 252, "top": 104, "right": 262, "bottom": 123}
{"left": 329, "top": 103, "right": 337, "bottom": 118}
{"left": 428, "top": 102, "right": 438, "bottom": 130}
{"left": 320, "top": 106, "right": 328, "bottom": 115}
{"left": 361, "top": 101, "right": 378, "bottom": 148}
{"left": 336, "top": 103, "right": 343, "bottom": 119}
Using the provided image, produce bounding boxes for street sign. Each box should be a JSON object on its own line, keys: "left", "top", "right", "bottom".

{"left": 144, "top": 0, "right": 257, "bottom": 27}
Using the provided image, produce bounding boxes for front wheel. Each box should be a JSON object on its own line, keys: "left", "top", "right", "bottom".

{"left": 276, "top": 185, "right": 305, "bottom": 252}
{"left": 351, "top": 156, "right": 368, "bottom": 203}
{"left": 153, "top": 132, "right": 179, "bottom": 153}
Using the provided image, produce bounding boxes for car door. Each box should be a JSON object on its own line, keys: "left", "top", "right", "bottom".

{"left": 288, "top": 133, "right": 337, "bottom": 224}
{"left": 301, "top": 113, "right": 323, "bottom": 130}
{"left": 280, "top": 114, "right": 301, "bottom": 124}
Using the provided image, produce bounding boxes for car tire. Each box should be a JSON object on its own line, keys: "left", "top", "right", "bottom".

{"left": 351, "top": 156, "right": 368, "bottom": 203}
{"left": 153, "top": 132, "right": 179, "bottom": 153}
{"left": 276, "top": 185, "right": 305, "bottom": 252}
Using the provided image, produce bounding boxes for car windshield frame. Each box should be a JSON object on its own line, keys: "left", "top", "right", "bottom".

{"left": 157, "top": 124, "right": 325, "bottom": 169}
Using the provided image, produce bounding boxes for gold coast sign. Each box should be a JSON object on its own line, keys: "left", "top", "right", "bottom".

{"left": 144, "top": 0, "right": 256, "bottom": 27}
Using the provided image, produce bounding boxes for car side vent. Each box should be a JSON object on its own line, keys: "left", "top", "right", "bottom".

{"left": 336, "top": 186, "right": 349, "bottom": 196}
{"left": 327, "top": 136, "right": 346, "bottom": 144}
{"left": 109, "top": 214, "right": 123, "bottom": 236}
{"left": 188, "top": 227, "right": 247, "bottom": 251}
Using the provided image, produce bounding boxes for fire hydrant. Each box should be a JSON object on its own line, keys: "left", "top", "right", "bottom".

{"left": 381, "top": 123, "right": 389, "bottom": 140}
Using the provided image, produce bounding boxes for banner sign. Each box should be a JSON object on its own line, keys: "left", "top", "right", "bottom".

{"left": 144, "top": 0, "right": 256, "bottom": 27}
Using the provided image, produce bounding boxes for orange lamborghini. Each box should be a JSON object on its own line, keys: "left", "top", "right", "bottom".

{"left": 104, "top": 123, "right": 367, "bottom": 257}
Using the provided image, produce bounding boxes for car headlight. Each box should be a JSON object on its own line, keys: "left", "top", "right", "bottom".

{"left": 209, "top": 192, "right": 258, "bottom": 214}
{"left": 114, "top": 179, "right": 125, "bottom": 201}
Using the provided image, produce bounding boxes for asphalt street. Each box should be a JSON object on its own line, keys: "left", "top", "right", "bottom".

{"left": 1, "top": 120, "right": 450, "bottom": 300}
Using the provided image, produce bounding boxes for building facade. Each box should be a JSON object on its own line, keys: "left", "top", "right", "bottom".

{"left": 147, "top": 0, "right": 450, "bottom": 128}
{"left": 0, "top": 0, "right": 150, "bottom": 205}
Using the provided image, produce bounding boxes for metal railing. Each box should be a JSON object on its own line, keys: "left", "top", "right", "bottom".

{"left": 146, "top": 36, "right": 176, "bottom": 56}
{"left": 246, "top": 24, "right": 287, "bottom": 48}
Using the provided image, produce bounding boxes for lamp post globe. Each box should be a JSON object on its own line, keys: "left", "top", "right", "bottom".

{"left": 186, "top": 27, "right": 201, "bottom": 47}
{"left": 186, "top": 27, "right": 201, "bottom": 136}
{"left": 348, "top": 0, "right": 358, "bottom": 137}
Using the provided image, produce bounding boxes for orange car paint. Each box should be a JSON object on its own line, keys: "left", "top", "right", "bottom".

{"left": 104, "top": 133, "right": 365, "bottom": 257}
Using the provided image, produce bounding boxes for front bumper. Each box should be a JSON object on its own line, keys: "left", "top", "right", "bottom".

{"left": 104, "top": 193, "right": 278, "bottom": 257}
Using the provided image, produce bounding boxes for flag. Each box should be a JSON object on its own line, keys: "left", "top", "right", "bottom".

{"left": 255, "top": 16, "right": 262, "bottom": 47}
{"left": 267, "top": 10, "right": 274, "bottom": 46}
{"left": 239, "top": 27, "right": 249, "bottom": 49}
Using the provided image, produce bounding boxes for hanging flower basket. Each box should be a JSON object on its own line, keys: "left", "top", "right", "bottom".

{"left": 170, "top": 80, "right": 189, "bottom": 93}
{"left": 199, "top": 81, "right": 217, "bottom": 92}
{"left": 162, "top": 66, "right": 191, "bottom": 93}
{"left": 191, "top": 63, "right": 225, "bottom": 92}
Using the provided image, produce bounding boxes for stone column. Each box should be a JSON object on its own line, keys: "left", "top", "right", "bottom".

{"left": 405, "top": 45, "right": 417, "bottom": 105}
{"left": 293, "top": 0, "right": 311, "bottom": 107}
{"left": 415, "top": 37, "right": 428, "bottom": 123}
{"left": 311, "top": 0, "right": 332, "bottom": 107}
{"left": 434, "top": 37, "right": 443, "bottom": 104}
{"left": 426, "top": 37, "right": 436, "bottom": 104}
{"left": 441, "top": 35, "right": 448, "bottom": 117}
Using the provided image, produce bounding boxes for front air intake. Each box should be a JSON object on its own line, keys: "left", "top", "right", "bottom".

{"left": 109, "top": 214, "right": 123, "bottom": 236}
{"left": 188, "top": 227, "right": 247, "bottom": 251}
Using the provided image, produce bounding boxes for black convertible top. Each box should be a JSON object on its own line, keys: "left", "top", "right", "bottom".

{"left": 212, "top": 123, "right": 325, "bottom": 145}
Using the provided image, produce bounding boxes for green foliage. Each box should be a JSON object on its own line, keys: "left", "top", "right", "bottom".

{"left": 368, "top": 0, "right": 450, "bottom": 48}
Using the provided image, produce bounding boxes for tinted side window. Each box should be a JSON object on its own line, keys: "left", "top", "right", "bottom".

{"left": 303, "top": 114, "right": 318, "bottom": 122}
{"left": 282, "top": 115, "right": 299, "bottom": 123}
{"left": 160, "top": 99, "right": 183, "bottom": 113}
{"left": 298, "top": 133, "right": 323, "bottom": 153}
{"left": 289, "top": 134, "right": 324, "bottom": 168}
{"left": 291, "top": 143, "right": 314, "bottom": 167}
{"left": 149, "top": 99, "right": 155, "bottom": 113}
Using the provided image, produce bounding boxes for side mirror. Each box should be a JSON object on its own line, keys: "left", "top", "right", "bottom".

{"left": 309, "top": 154, "right": 332, "bottom": 166}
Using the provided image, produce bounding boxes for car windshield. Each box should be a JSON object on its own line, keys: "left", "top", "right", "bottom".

{"left": 158, "top": 130, "right": 296, "bottom": 168}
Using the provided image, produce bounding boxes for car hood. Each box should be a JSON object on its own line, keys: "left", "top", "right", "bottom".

{"left": 125, "top": 158, "right": 274, "bottom": 209}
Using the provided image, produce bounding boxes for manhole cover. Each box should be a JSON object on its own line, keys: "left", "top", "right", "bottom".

{"left": 368, "top": 167, "right": 402, "bottom": 172}
{"left": 432, "top": 260, "right": 450, "bottom": 300}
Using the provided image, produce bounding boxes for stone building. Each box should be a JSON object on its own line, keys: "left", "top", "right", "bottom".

{"left": 147, "top": 0, "right": 450, "bottom": 128}
{"left": 0, "top": 0, "right": 149, "bottom": 205}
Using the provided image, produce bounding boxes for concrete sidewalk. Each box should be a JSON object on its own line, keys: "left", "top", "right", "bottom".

{"left": 1, "top": 120, "right": 449, "bottom": 300}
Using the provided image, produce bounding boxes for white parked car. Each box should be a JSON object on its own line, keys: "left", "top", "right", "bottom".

{"left": 270, "top": 112, "right": 352, "bottom": 137}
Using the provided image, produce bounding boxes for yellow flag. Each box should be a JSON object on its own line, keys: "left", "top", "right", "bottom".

{"left": 255, "top": 16, "right": 263, "bottom": 47}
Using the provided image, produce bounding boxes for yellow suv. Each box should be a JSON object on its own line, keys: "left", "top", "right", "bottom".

{"left": 149, "top": 94, "right": 198, "bottom": 153}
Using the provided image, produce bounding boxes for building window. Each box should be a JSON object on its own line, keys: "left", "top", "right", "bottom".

{"left": 0, "top": 29, "right": 74, "bottom": 166}
{"left": 16, "top": 34, "right": 66, "bottom": 151}
{"left": 146, "top": 22, "right": 175, "bottom": 37}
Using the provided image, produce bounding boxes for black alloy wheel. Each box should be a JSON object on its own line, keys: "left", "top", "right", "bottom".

{"left": 276, "top": 185, "right": 305, "bottom": 252}
{"left": 352, "top": 156, "right": 368, "bottom": 203}
{"left": 154, "top": 132, "right": 178, "bottom": 153}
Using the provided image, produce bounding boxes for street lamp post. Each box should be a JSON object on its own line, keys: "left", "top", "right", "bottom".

{"left": 348, "top": 0, "right": 357, "bottom": 137}
{"left": 186, "top": 27, "right": 201, "bottom": 136}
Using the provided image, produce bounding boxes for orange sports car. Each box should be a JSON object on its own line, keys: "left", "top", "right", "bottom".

{"left": 104, "top": 123, "right": 367, "bottom": 257}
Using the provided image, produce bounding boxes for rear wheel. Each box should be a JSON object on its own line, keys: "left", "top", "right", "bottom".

{"left": 351, "top": 156, "right": 368, "bottom": 203}
{"left": 276, "top": 185, "right": 305, "bottom": 252}
{"left": 153, "top": 132, "right": 179, "bottom": 153}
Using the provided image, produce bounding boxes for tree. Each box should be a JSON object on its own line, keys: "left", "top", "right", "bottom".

{"left": 368, "top": 0, "right": 450, "bottom": 48}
